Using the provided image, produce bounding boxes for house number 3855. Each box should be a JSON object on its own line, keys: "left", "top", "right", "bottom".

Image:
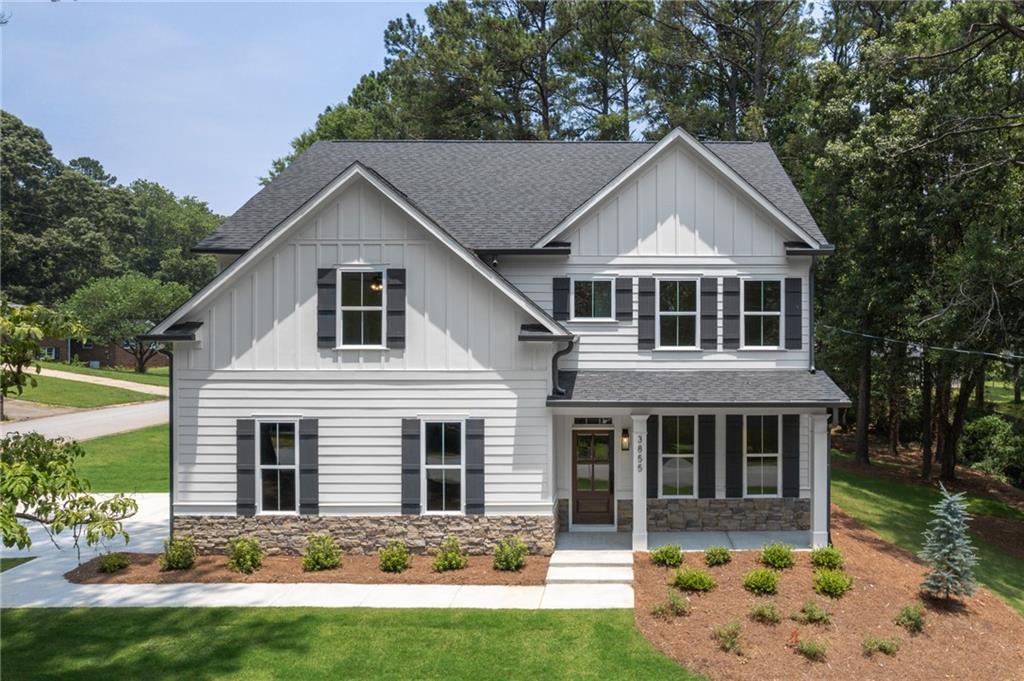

{"left": 636, "top": 437, "right": 644, "bottom": 473}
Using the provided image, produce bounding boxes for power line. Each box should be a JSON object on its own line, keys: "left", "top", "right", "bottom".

{"left": 819, "top": 324, "right": 1024, "bottom": 363}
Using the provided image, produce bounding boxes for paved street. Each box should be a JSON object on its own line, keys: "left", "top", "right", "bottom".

{"left": 0, "top": 399, "right": 169, "bottom": 440}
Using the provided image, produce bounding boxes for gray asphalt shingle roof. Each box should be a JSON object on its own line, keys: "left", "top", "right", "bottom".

{"left": 548, "top": 370, "right": 850, "bottom": 407}
{"left": 195, "top": 138, "right": 827, "bottom": 253}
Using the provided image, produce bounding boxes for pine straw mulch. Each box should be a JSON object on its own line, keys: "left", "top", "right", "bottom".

{"left": 65, "top": 552, "right": 548, "bottom": 586}
{"left": 634, "top": 508, "right": 1024, "bottom": 681}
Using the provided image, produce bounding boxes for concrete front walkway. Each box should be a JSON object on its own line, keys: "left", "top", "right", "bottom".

{"left": 0, "top": 399, "right": 169, "bottom": 440}
{"left": 38, "top": 367, "right": 170, "bottom": 396}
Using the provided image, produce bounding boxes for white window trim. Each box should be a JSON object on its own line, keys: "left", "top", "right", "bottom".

{"left": 740, "top": 278, "right": 783, "bottom": 350}
{"left": 655, "top": 278, "right": 700, "bottom": 350}
{"left": 255, "top": 418, "right": 300, "bottom": 515}
{"left": 40, "top": 347, "right": 57, "bottom": 360}
{"left": 335, "top": 265, "right": 387, "bottom": 350}
{"left": 569, "top": 276, "right": 616, "bottom": 322}
{"left": 742, "top": 414, "right": 783, "bottom": 498}
{"left": 421, "top": 418, "right": 467, "bottom": 516}
{"left": 658, "top": 414, "right": 698, "bottom": 499}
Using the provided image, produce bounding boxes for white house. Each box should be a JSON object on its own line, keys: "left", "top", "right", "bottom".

{"left": 143, "top": 128, "right": 849, "bottom": 555}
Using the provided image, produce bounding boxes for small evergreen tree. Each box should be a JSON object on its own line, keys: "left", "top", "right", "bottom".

{"left": 919, "top": 484, "right": 978, "bottom": 599}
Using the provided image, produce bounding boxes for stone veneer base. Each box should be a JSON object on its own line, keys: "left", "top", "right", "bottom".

{"left": 616, "top": 498, "right": 811, "bottom": 533}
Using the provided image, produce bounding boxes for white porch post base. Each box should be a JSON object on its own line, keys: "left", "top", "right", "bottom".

{"left": 810, "top": 413, "right": 830, "bottom": 548}
{"left": 631, "top": 414, "right": 651, "bottom": 552}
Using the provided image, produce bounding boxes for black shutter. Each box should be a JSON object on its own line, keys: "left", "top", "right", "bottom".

{"left": 386, "top": 268, "right": 406, "bottom": 349}
{"left": 236, "top": 419, "right": 256, "bottom": 516}
{"left": 298, "top": 419, "right": 319, "bottom": 515}
{"left": 782, "top": 414, "right": 800, "bottom": 497}
{"left": 725, "top": 414, "right": 743, "bottom": 498}
{"left": 552, "top": 277, "right": 570, "bottom": 320}
{"left": 647, "top": 415, "right": 659, "bottom": 499}
{"left": 615, "top": 277, "right": 633, "bottom": 322}
{"left": 638, "top": 277, "right": 656, "bottom": 349}
{"left": 700, "top": 278, "right": 718, "bottom": 350}
{"left": 723, "top": 278, "right": 740, "bottom": 350}
{"left": 317, "top": 268, "right": 336, "bottom": 348}
{"left": 785, "top": 278, "right": 802, "bottom": 350}
{"left": 698, "top": 415, "right": 716, "bottom": 498}
{"left": 465, "top": 418, "right": 485, "bottom": 514}
{"left": 401, "top": 418, "right": 421, "bottom": 515}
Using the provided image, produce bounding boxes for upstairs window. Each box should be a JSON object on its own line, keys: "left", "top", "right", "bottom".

{"left": 340, "top": 270, "right": 385, "bottom": 347}
{"left": 744, "top": 415, "right": 780, "bottom": 497}
{"left": 657, "top": 280, "right": 698, "bottom": 348}
{"left": 572, "top": 279, "right": 613, "bottom": 320}
{"left": 259, "top": 422, "right": 297, "bottom": 512}
{"left": 742, "top": 280, "right": 781, "bottom": 347}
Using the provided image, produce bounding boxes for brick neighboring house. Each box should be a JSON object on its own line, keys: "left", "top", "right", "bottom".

{"left": 38, "top": 336, "right": 169, "bottom": 369}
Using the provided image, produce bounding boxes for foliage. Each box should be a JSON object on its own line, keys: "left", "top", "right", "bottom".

{"left": 650, "top": 544, "right": 683, "bottom": 567}
{"left": 920, "top": 485, "right": 978, "bottom": 599}
{"left": 863, "top": 636, "right": 900, "bottom": 657}
{"left": 302, "top": 533, "right": 341, "bottom": 572}
{"left": 433, "top": 536, "right": 469, "bottom": 572}
{"left": 378, "top": 541, "right": 411, "bottom": 573}
{"left": 795, "top": 639, "right": 826, "bottom": 662}
{"left": 97, "top": 552, "right": 131, "bottom": 573}
{"left": 894, "top": 602, "right": 925, "bottom": 634}
{"left": 673, "top": 568, "right": 716, "bottom": 592}
{"left": 748, "top": 600, "right": 781, "bottom": 625}
{"left": 810, "top": 546, "right": 844, "bottom": 570}
{"left": 759, "top": 542, "right": 795, "bottom": 569}
{"left": 742, "top": 568, "right": 779, "bottom": 595}
{"left": 812, "top": 569, "right": 853, "bottom": 598}
{"left": 651, "top": 590, "right": 690, "bottom": 619}
{"left": 227, "top": 537, "right": 264, "bottom": 574}
{"left": 962, "top": 415, "right": 1024, "bottom": 486}
{"left": 703, "top": 546, "right": 731, "bottom": 567}
{"left": 160, "top": 535, "right": 196, "bottom": 571}
{"left": 0, "top": 433, "right": 137, "bottom": 560}
{"left": 711, "top": 620, "right": 742, "bottom": 655}
{"left": 789, "top": 600, "right": 831, "bottom": 625}
{"left": 493, "top": 535, "right": 528, "bottom": 572}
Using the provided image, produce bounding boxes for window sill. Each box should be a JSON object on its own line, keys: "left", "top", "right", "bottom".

{"left": 652, "top": 346, "right": 702, "bottom": 352}
{"left": 421, "top": 511, "right": 465, "bottom": 516}
{"left": 743, "top": 494, "right": 781, "bottom": 499}
{"left": 660, "top": 494, "right": 697, "bottom": 500}
{"left": 568, "top": 318, "right": 619, "bottom": 324}
{"left": 738, "top": 346, "right": 783, "bottom": 352}
{"left": 334, "top": 345, "right": 389, "bottom": 351}
{"left": 256, "top": 511, "right": 299, "bottom": 516}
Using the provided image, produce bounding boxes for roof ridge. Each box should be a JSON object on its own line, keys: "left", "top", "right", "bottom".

{"left": 320, "top": 138, "right": 655, "bottom": 145}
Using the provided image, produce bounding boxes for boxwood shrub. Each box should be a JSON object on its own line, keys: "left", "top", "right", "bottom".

{"left": 493, "top": 536, "right": 528, "bottom": 572}
{"left": 379, "top": 541, "right": 411, "bottom": 573}
{"left": 433, "top": 536, "right": 469, "bottom": 572}
{"left": 673, "top": 568, "right": 717, "bottom": 592}
{"left": 742, "top": 568, "right": 779, "bottom": 595}
{"left": 227, "top": 536, "right": 264, "bottom": 574}
{"left": 650, "top": 544, "right": 683, "bottom": 567}
{"left": 894, "top": 602, "right": 924, "bottom": 633}
{"left": 97, "top": 552, "right": 131, "bottom": 573}
{"left": 796, "top": 640, "right": 827, "bottom": 661}
{"left": 302, "top": 532, "right": 341, "bottom": 572}
{"left": 810, "top": 545, "right": 844, "bottom": 570}
{"left": 759, "top": 542, "right": 795, "bottom": 570}
{"left": 704, "top": 546, "right": 731, "bottom": 567}
{"left": 813, "top": 568, "right": 853, "bottom": 598}
{"left": 790, "top": 599, "right": 831, "bottom": 625}
{"left": 748, "top": 600, "right": 781, "bottom": 625}
{"left": 651, "top": 590, "right": 690, "bottom": 619}
{"left": 160, "top": 535, "right": 196, "bottom": 571}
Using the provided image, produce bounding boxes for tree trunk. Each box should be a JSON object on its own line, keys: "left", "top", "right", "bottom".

{"left": 1014, "top": 362, "right": 1021, "bottom": 404}
{"left": 941, "top": 369, "right": 976, "bottom": 482}
{"left": 854, "top": 338, "right": 873, "bottom": 464}
{"left": 0, "top": 390, "right": 5, "bottom": 422}
{"left": 974, "top": 361, "right": 985, "bottom": 407}
{"left": 934, "top": 366, "right": 951, "bottom": 466}
{"left": 921, "top": 359, "right": 933, "bottom": 480}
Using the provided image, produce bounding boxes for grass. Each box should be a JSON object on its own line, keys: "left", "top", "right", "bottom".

{"left": 78, "top": 424, "right": 169, "bottom": 492}
{"left": 987, "top": 380, "right": 1024, "bottom": 423}
{"left": 40, "top": 360, "right": 169, "bottom": 386}
{"left": 0, "top": 608, "right": 703, "bottom": 681}
{"left": 13, "top": 375, "right": 163, "bottom": 408}
{"left": 0, "top": 557, "right": 35, "bottom": 573}
{"left": 832, "top": 467, "right": 1024, "bottom": 616}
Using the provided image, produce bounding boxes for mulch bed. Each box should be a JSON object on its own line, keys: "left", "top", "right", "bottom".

{"left": 634, "top": 507, "right": 1024, "bottom": 681}
{"left": 65, "top": 553, "right": 549, "bottom": 586}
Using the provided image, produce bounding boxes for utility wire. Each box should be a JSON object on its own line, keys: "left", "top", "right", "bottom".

{"left": 818, "top": 324, "right": 1024, "bottom": 363}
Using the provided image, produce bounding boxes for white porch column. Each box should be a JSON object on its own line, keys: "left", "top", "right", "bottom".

{"left": 810, "top": 413, "right": 830, "bottom": 548}
{"left": 631, "top": 414, "right": 651, "bottom": 551}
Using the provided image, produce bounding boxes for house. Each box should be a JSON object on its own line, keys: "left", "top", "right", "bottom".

{"left": 38, "top": 336, "right": 169, "bottom": 369}
{"left": 142, "top": 128, "right": 849, "bottom": 556}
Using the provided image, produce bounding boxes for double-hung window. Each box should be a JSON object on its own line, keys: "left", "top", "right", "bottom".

{"left": 339, "top": 269, "right": 385, "bottom": 347}
{"left": 657, "top": 280, "right": 698, "bottom": 348}
{"left": 258, "top": 421, "right": 297, "bottom": 512}
{"left": 572, "top": 279, "right": 613, "bottom": 320}
{"left": 661, "top": 415, "right": 696, "bottom": 497}
{"left": 742, "top": 280, "right": 782, "bottom": 347}
{"left": 744, "top": 415, "right": 780, "bottom": 497}
{"left": 423, "top": 421, "right": 464, "bottom": 513}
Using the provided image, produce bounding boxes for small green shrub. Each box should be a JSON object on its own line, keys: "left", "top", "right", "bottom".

{"left": 302, "top": 533, "right": 341, "bottom": 572}
{"left": 493, "top": 536, "right": 528, "bottom": 572}
{"left": 704, "top": 546, "right": 731, "bottom": 567}
{"left": 432, "top": 536, "right": 469, "bottom": 572}
{"left": 97, "top": 552, "right": 130, "bottom": 573}
{"left": 651, "top": 590, "right": 691, "bottom": 619}
{"left": 759, "top": 542, "right": 795, "bottom": 569}
{"left": 673, "top": 568, "right": 716, "bottom": 592}
{"left": 748, "top": 600, "right": 781, "bottom": 625}
{"left": 796, "top": 639, "right": 827, "bottom": 661}
{"left": 711, "top": 620, "right": 742, "bottom": 655}
{"left": 742, "top": 568, "right": 779, "bottom": 595}
{"left": 226, "top": 536, "right": 264, "bottom": 574}
{"left": 813, "top": 568, "right": 853, "bottom": 598}
{"left": 789, "top": 600, "right": 831, "bottom": 625}
{"left": 160, "top": 535, "right": 196, "bottom": 571}
{"left": 894, "top": 602, "right": 924, "bottom": 634}
{"left": 809, "top": 546, "right": 844, "bottom": 570}
{"left": 378, "top": 541, "right": 411, "bottom": 573}
{"left": 863, "top": 637, "right": 900, "bottom": 657}
{"left": 650, "top": 544, "right": 683, "bottom": 567}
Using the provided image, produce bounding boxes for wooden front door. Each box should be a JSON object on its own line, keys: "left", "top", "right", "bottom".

{"left": 572, "top": 429, "right": 615, "bottom": 524}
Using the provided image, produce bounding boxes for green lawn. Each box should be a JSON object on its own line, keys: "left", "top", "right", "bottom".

{"left": 0, "top": 608, "right": 700, "bottom": 681}
{"left": 832, "top": 467, "right": 1024, "bottom": 616}
{"left": 14, "top": 375, "right": 163, "bottom": 408}
{"left": 40, "top": 360, "right": 169, "bottom": 387}
{"left": 0, "top": 557, "right": 35, "bottom": 573}
{"left": 79, "top": 424, "right": 169, "bottom": 492}
{"left": 987, "top": 380, "right": 1024, "bottom": 423}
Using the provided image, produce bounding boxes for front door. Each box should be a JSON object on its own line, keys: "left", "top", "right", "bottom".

{"left": 572, "top": 429, "right": 614, "bottom": 524}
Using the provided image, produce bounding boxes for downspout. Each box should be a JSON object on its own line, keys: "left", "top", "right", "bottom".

{"left": 158, "top": 346, "right": 174, "bottom": 539}
{"left": 551, "top": 338, "right": 575, "bottom": 396}
{"left": 827, "top": 408, "right": 835, "bottom": 546}
{"left": 809, "top": 256, "right": 816, "bottom": 373}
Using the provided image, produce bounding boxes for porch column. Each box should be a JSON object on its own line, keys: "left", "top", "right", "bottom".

{"left": 810, "top": 413, "right": 830, "bottom": 548}
{"left": 631, "top": 414, "right": 651, "bottom": 551}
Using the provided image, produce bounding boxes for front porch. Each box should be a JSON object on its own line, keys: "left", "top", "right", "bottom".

{"left": 555, "top": 529, "right": 812, "bottom": 552}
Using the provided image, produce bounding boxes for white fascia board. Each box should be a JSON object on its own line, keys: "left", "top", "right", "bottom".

{"left": 533, "top": 127, "right": 820, "bottom": 249}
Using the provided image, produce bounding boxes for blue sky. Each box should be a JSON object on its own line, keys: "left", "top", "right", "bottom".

{"left": 1, "top": 1, "right": 428, "bottom": 215}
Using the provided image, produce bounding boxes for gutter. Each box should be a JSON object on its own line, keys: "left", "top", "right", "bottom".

{"left": 809, "top": 256, "right": 816, "bottom": 373}
{"left": 158, "top": 347, "right": 175, "bottom": 539}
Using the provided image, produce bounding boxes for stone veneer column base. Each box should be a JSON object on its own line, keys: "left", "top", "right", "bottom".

{"left": 615, "top": 498, "right": 811, "bottom": 533}
{"left": 173, "top": 514, "right": 557, "bottom": 556}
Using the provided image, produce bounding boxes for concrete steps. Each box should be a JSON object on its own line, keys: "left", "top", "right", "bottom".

{"left": 545, "top": 550, "right": 634, "bottom": 585}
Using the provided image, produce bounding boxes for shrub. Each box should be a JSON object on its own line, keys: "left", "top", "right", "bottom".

{"left": 379, "top": 541, "right": 411, "bottom": 573}
{"left": 789, "top": 600, "right": 831, "bottom": 625}
{"left": 673, "top": 568, "right": 716, "bottom": 592}
{"left": 759, "top": 542, "right": 795, "bottom": 569}
{"left": 711, "top": 620, "right": 742, "bottom": 655}
{"left": 796, "top": 639, "right": 827, "bottom": 661}
{"left": 302, "top": 533, "right": 341, "bottom": 572}
{"left": 160, "top": 535, "right": 196, "bottom": 571}
{"left": 894, "top": 602, "right": 924, "bottom": 634}
{"left": 749, "top": 600, "right": 781, "bottom": 625}
{"left": 813, "top": 569, "right": 853, "bottom": 598}
{"left": 810, "top": 546, "right": 844, "bottom": 570}
{"left": 432, "top": 536, "right": 469, "bottom": 572}
{"left": 704, "top": 546, "right": 731, "bottom": 567}
{"left": 963, "top": 415, "right": 1024, "bottom": 487}
{"left": 97, "top": 552, "right": 130, "bottom": 573}
{"left": 650, "top": 544, "right": 683, "bottom": 567}
{"left": 226, "top": 536, "right": 264, "bottom": 574}
{"left": 863, "top": 637, "right": 900, "bottom": 657}
{"left": 742, "top": 568, "right": 779, "bottom": 595}
{"left": 493, "top": 536, "right": 528, "bottom": 572}
{"left": 651, "top": 590, "right": 691, "bottom": 619}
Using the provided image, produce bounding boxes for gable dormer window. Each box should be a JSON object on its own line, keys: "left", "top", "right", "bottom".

{"left": 571, "top": 278, "right": 614, "bottom": 320}
{"left": 741, "top": 280, "right": 781, "bottom": 348}
{"left": 339, "top": 268, "right": 386, "bottom": 348}
{"left": 656, "top": 279, "right": 699, "bottom": 348}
